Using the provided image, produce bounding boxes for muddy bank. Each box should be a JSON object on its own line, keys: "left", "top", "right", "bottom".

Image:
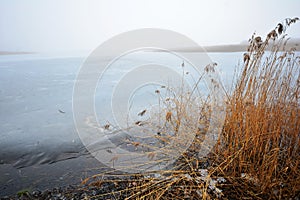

{"left": 0, "top": 155, "right": 106, "bottom": 197}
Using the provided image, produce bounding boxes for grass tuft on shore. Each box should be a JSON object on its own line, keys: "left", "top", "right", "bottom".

{"left": 84, "top": 18, "right": 300, "bottom": 199}
{"left": 214, "top": 17, "right": 300, "bottom": 199}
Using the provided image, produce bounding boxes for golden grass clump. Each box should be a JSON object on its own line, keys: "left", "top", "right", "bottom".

{"left": 215, "top": 17, "right": 300, "bottom": 199}
{"left": 84, "top": 18, "right": 299, "bottom": 199}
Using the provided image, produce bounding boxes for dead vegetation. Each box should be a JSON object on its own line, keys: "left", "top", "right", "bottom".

{"left": 83, "top": 18, "right": 300, "bottom": 199}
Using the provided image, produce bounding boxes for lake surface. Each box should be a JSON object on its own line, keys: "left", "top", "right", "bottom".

{"left": 0, "top": 51, "right": 242, "bottom": 195}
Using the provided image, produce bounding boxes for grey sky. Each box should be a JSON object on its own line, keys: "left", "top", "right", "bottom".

{"left": 0, "top": 0, "right": 299, "bottom": 53}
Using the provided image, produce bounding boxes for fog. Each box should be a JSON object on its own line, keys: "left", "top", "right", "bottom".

{"left": 1, "top": 0, "right": 300, "bottom": 53}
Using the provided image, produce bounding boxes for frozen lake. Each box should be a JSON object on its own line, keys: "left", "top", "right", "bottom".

{"left": 0, "top": 51, "right": 242, "bottom": 195}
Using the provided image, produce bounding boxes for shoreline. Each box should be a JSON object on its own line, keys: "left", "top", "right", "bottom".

{"left": 170, "top": 43, "right": 300, "bottom": 52}
{"left": 1, "top": 39, "right": 299, "bottom": 56}
{"left": 0, "top": 154, "right": 105, "bottom": 197}
{"left": 0, "top": 51, "right": 35, "bottom": 56}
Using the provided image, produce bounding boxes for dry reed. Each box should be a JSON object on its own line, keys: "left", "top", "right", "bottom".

{"left": 84, "top": 18, "right": 300, "bottom": 199}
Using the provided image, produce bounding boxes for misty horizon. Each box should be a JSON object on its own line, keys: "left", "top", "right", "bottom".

{"left": 1, "top": 0, "right": 300, "bottom": 53}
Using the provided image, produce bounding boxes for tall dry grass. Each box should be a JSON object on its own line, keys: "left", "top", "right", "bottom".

{"left": 85, "top": 18, "right": 300, "bottom": 199}
{"left": 215, "top": 17, "right": 300, "bottom": 199}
